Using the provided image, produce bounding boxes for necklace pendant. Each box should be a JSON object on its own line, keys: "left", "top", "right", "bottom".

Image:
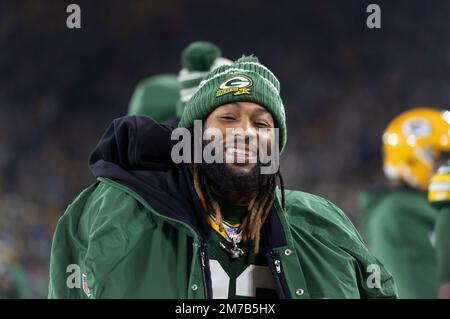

{"left": 229, "top": 246, "right": 244, "bottom": 259}
{"left": 219, "top": 241, "right": 245, "bottom": 259}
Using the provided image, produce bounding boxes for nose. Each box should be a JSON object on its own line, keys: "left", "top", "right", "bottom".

{"left": 232, "top": 118, "right": 258, "bottom": 150}
{"left": 238, "top": 117, "right": 257, "bottom": 137}
{"left": 235, "top": 117, "right": 257, "bottom": 143}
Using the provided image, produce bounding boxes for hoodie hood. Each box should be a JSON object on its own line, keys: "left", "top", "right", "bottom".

{"left": 89, "top": 115, "right": 211, "bottom": 240}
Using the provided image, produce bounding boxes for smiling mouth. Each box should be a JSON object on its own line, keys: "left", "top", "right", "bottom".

{"left": 226, "top": 147, "right": 257, "bottom": 156}
{"left": 225, "top": 147, "right": 258, "bottom": 163}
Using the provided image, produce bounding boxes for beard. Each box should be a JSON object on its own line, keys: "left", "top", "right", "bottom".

{"left": 198, "top": 135, "right": 274, "bottom": 196}
{"left": 200, "top": 161, "right": 271, "bottom": 195}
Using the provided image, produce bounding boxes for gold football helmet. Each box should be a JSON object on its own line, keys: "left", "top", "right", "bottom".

{"left": 383, "top": 108, "right": 450, "bottom": 190}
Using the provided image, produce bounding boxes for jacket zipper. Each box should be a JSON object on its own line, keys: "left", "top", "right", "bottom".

{"left": 268, "top": 251, "right": 291, "bottom": 299}
{"left": 200, "top": 241, "right": 212, "bottom": 299}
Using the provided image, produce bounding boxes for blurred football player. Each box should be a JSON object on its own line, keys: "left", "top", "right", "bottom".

{"left": 360, "top": 108, "right": 450, "bottom": 298}
{"left": 428, "top": 114, "right": 450, "bottom": 298}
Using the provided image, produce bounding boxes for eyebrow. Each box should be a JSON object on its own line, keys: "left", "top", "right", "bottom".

{"left": 228, "top": 102, "right": 270, "bottom": 115}
{"left": 254, "top": 107, "right": 270, "bottom": 115}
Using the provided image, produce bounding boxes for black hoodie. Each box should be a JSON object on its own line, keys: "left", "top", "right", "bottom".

{"left": 89, "top": 115, "right": 212, "bottom": 241}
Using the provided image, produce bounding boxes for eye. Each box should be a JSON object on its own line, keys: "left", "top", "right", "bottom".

{"left": 219, "top": 115, "right": 237, "bottom": 121}
{"left": 254, "top": 121, "right": 270, "bottom": 128}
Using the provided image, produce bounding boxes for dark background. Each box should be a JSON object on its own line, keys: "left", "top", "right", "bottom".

{"left": 1, "top": 0, "right": 449, "bottom": 297}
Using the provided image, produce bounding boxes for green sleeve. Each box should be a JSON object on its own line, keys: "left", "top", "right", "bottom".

{"left": 48, "top": 183, "right": 99, "bottom": 299}
{"left": 366, "top": 204, "right": 437, "bottom": 298}
{"left": 48, "top": 181, "right": 149, "bottom": 298}
{"left": 322, "top": 199, "right": 398, "bottom": 299}
{"left": 436, "top": 207, "right": 450, "bottom": 286}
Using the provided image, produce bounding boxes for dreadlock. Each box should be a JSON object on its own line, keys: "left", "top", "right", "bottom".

{"left": 192, "top": 163, "right": 287, "bottom": 254}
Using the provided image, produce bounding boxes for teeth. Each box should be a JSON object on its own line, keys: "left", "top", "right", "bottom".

{"left": 226, "top": 148, "right": 256, "bottom": 157}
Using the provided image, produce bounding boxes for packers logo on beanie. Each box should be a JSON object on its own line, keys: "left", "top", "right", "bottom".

{"left": 216, "top": 75, "right": 253, "bottom": 97}
{"left": 179, "top": 55, "right": 287, "bottom": 152}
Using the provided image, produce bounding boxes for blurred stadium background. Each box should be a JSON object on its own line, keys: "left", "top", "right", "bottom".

{"left": 1, "top": 0, "right": 450, "bottom": 298}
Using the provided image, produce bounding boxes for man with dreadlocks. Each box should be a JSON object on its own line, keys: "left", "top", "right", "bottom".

{"left": 48, "top": 55, "right": 397, "bottom": 299}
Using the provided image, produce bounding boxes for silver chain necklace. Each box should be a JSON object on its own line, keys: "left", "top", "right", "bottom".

{"left": 209, "top": 214, "right": 245, "bottom": 259}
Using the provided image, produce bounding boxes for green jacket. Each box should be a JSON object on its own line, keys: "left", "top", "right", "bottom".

{"left": 359, "top": 188, "right": 438, "bottom": 298}
{"left": 48, "top": 116, "right": 397, "bottom": 299}
{"left": 435, "top": 207, "right": 450, "bottom": 286}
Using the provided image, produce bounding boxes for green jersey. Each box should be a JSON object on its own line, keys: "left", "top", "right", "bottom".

{"left": 207, "top": 200, "right": 276, "bottom": 299}
{"left": 359, "top": 188, "right": 438, "bottom": 298}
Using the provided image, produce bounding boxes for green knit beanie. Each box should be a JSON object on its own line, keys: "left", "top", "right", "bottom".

{"left": 128, "top": 74, "right": 181, "bottom": 121}
{"left": 179, "top": 55, "right": 287, "bottom": 151}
